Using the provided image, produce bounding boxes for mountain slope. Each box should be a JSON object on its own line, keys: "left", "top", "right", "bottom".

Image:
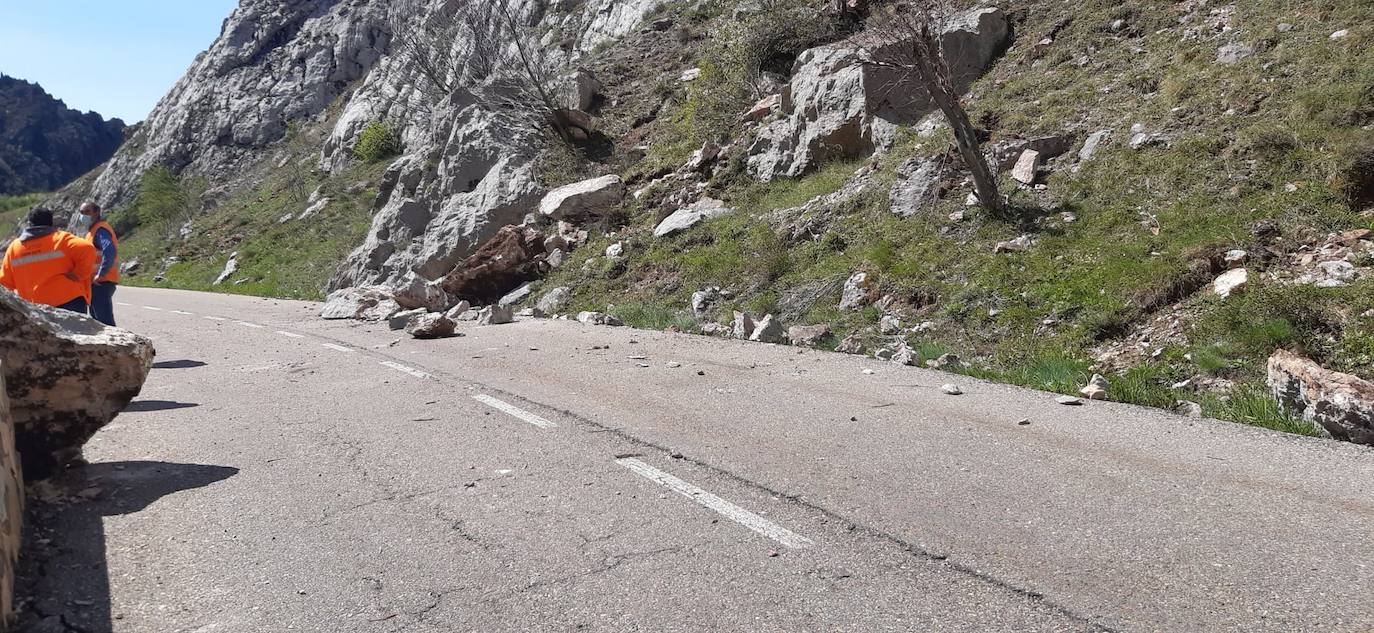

{"left": 0, "top": 75, "right": 126, "bottom": 195}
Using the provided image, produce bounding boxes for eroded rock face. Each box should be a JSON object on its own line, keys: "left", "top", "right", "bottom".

{"left": 747, "top": 7, "right": 1009, "bottom": 180}
{"left": 1267, "top": 350, "right": 1374, "bottom": 444}
{"left": 440, "top": 225, "right": 548, "bottom": 305}
{"left": 0, "top": 289, "right": 155, "bottom": 478}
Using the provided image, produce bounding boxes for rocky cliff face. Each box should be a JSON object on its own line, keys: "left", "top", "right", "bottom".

{"left": 0, "top": 76, "right": 126, "bottom": 195}
{"left": 64, "top": 0, "right": 670, "bottom": 291}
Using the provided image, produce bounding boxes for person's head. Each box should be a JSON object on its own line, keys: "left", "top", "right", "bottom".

{"left": 79, "top": 202, "right": 102, "bottom": 219}
{"left": 26, "top": 209, "right": 54, "bottom": 228}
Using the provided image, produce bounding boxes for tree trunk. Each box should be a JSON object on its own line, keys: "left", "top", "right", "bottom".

{"left": 913, "top": 37, "right": 1004, "bottom": 216}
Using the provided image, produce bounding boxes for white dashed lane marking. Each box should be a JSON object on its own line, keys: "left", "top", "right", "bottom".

{"left": 204, "top": 316, "right": 228, "bottom": 322}
{"left": 116, "top": 302, "right": 132, "bottom": 306}
{"left": 471, "top": 395, "right": 558, "bottom": 429}
{"left": 276, "top": 331, "right": 305, "bottom": 339}
{"left": 616, "top": 457, "right": 814, "bottom": 549}
{"left": 381, "top": 361, "right": 432, "bottom": 379}
{"left": 237, "top": 321, "right": 265, "bottom": 329}
{"left": 172, "top": 310, "right": 194, "bottom": 315}
{"left": 322, "top": 343, "right": 354, "bottom": 353}
{"left": 142, "top": 306, "right": 163, "bottom": 311}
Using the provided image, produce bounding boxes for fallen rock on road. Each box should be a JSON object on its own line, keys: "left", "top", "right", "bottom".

{"left": 1, "top": 289, "right": 155, "bottom": 479}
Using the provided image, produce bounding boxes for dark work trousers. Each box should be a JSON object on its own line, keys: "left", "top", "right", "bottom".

{"left": 90, "top": 282, "right": 117, "bottom": 326}
{"left": 55, "top": 296, "right": 89, "bottom": 314}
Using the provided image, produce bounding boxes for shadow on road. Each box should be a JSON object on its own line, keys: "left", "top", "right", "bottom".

{"left": 152, "top": 360, "right": 208, "bottom": 370}
{"left": 15, "top": 461, "right": 239, "bottom": 632}
{"left": 123, "top": 400, "right": 199, "bottom": 412}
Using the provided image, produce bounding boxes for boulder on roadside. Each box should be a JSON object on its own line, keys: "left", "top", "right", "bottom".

{"left": 478, "top": 305, "right": 515, "bottom": 326}
{"left": 499, "top": 283, "right": 534, "bottom": 307}
{"left": 731, "top": 311, "right": 755, "bottom": 339}
{"left": 1267, "top": 350, "right": 1374, "bottom": 444}
{"left": 444, "top": 300, "right": 471, "bottom": 321}
{"left": 788, "top": 324, "right": 832, "bottom": 347}
{"left": 538, "top": 175, "right": 625, "bottom": 220}
{"left": 440, "top": 225, "right": 548, "bottom": 306}
{"left": 1011, "top": 149, "right": 1042, "bottom": 185}
{"left": 654, "top": 198, "right": 735, "bottom": 237}
{"left": 388, "top": 308, "right": 428, "bottom": 331}
{"left": 392, "top": 273, "right": 451, "bottom": 312}
{"left": 321, "top": 286, "right": 402, "bottom": 322}
{"left": 1, "top": 289, "right": 155, "bottom": 479}
{"left": 891, "top": 342, "right": 918, "bottom": 366}
{"left": 749, "top": 314, "right": 785, "bottom": 343}
{"left": 576, "top": 311, "right": 623, "bottom": 326}
{"left": 536, "top": 287, "right": 572, "bottom": 315}
{"left": 840, "top": 272, "right": 874, "bottom": 310}
{"left": 406, "top": 313, "right": 458, "bottom": 339}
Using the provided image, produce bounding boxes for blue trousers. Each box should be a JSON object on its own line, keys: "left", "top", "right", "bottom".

{"left": 90, "top": 282, "right": 117, "bottom": 326}
{"left": 55, "top": 296, "right": 88, "bottom": 314}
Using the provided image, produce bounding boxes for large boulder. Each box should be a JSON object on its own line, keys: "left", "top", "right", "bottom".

{"left": 406, "top": 313, "right": 458, "bottom": 339}
{"left": 440, "top": 225, "right": 548, "bottom": 305}
{"left": 0, "top": 289, "right": 155, "bottom": 478}
{"left": 538, "top": 175, "right": 625, "bottom": 220}
{"left": 1267, "top": 350, "right": 1374, "bottom": 444}
{"left": 747, "top": 7, "right": 1009, "bottom": 180}
{"left": 321, "top": 286, "right": 402, "bottom": 322}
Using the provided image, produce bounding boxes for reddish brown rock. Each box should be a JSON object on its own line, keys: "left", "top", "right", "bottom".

{"left": 440, "top": 226, "right": 548, "bottom": 305}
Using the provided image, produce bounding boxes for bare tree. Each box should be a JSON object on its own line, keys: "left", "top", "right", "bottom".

{"left": 859, "top": 1, "right": 1004, "bottom": 216}
{"left": 389, "top": 0, "right": 583, "bottom": 145}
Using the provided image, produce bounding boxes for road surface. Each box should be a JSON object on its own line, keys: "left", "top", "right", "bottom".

{"left": 21, "top": 286, "right": 1374, "bottom": 632}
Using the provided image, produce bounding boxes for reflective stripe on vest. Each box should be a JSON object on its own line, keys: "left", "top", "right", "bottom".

{"left": 10, "top": 251, "right": 65, "bottom": 267}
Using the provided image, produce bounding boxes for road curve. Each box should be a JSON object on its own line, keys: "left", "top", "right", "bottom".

{"left": 22, "top": 286, "right": 1374, "bottom": 632}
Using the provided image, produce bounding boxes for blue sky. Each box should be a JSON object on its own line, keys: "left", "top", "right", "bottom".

{"left": 0, "top": 0, "right": 239, "bottom": 123}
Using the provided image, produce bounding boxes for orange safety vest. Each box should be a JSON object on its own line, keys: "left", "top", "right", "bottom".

{"left": 86, "top": 220, "right": 120, "bottom": 284}
{"left": 0, "top": 231, "right": 99, "bottom": 307}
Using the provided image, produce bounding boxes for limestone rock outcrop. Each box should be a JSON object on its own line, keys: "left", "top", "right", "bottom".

{"left": 1267, "top": 350, "right": 1374, "bottom": 444}
{"left": 0, "top": 289, "right": 155, "bottom": 478}
{"left": 747, "top": 7, "right": 1009, "bottom": 181}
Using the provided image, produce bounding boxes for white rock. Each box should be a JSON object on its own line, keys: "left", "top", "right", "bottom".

{"left": 536, "top": 287, "right": 571, "bottom": 315}
{"left": 654, "top": 198, "right": 734, "bottom": 237}
{"left": 1011, "top": 149, "right": 1041, "bottom": 185}
{"left": 1224, "top": 249, "right": 1249, "bottom": 266}
{"left": 1330, "top": 29, "right": 1349, "bottom": 40}
{"left": 941, "top": 384, "right": 964, "bottom": 395}
{"left": 605, "top": 242, "right": 625, "bottom": 259}
{"left": 1056, "top": 396, "right": 1085, "bottom": 406}
{"left": 213, "top": 256, "right": 238, "bottom": 285}
{"left": 840, "top": 272, "right": 873, "bottom": 310}
{"left": 1212, "top": 268, "right": 1249, "bottom": 298}
{"left": 539, "top": 175, "right": 625, "bottom": 220}
{"left": 478, "top": 305, "right": 514, "bottom": 326}
{"left": 994, "top": 235, "right": 1034, "bottom": 253}
{"left": 498, "top": 283, "right": 534, "bottom": 307}
{"left": 879, "top": 315, "right": 902, "bottom": 335}
{"left": 749, "top": 314, "right": 786, "bottom": 343}
{"left": 679, "top": 67, "right": 702, "bottom": 82}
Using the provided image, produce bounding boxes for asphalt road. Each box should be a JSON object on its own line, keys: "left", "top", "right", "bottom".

{"left": 23, "top": 286, "right": 1374, "bottom": 632}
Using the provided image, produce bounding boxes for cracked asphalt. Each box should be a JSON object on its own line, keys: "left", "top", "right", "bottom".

{"left": 21, "top": 287, "right": 1374, "bottom": 632}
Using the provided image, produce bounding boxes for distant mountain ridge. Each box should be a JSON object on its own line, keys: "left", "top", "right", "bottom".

{"left": 0, "top": 74, "right": 126, "bottom": 195}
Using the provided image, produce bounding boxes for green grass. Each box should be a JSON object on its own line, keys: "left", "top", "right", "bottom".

{"left": 0, "top": 193, "right": 45, "bottom": 233}
{"left": 528, "top": 0, "right": 1374, "bottom": 439}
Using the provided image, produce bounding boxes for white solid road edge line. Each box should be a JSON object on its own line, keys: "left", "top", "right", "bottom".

{"left": 322, "top": 343, "right": 354, "bottom": 353}
{"left": 381, "top": 361, "right": 432, "bottom": 379}
{"left": 471, "top": 394, "right": 557, "bottom": 429}
{"left": 616, "top": 457, "right": 814, "bottom": 549}
{"left": 276, "top": 331, "right": 305, "bottom": 338}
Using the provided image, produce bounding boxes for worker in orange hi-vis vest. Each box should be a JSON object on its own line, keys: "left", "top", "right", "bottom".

{"left": 79, "top": 202, "right": 120, "bottom": 326}
{"left": 0, "top": 208, "right": 100, "bottom": 313}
